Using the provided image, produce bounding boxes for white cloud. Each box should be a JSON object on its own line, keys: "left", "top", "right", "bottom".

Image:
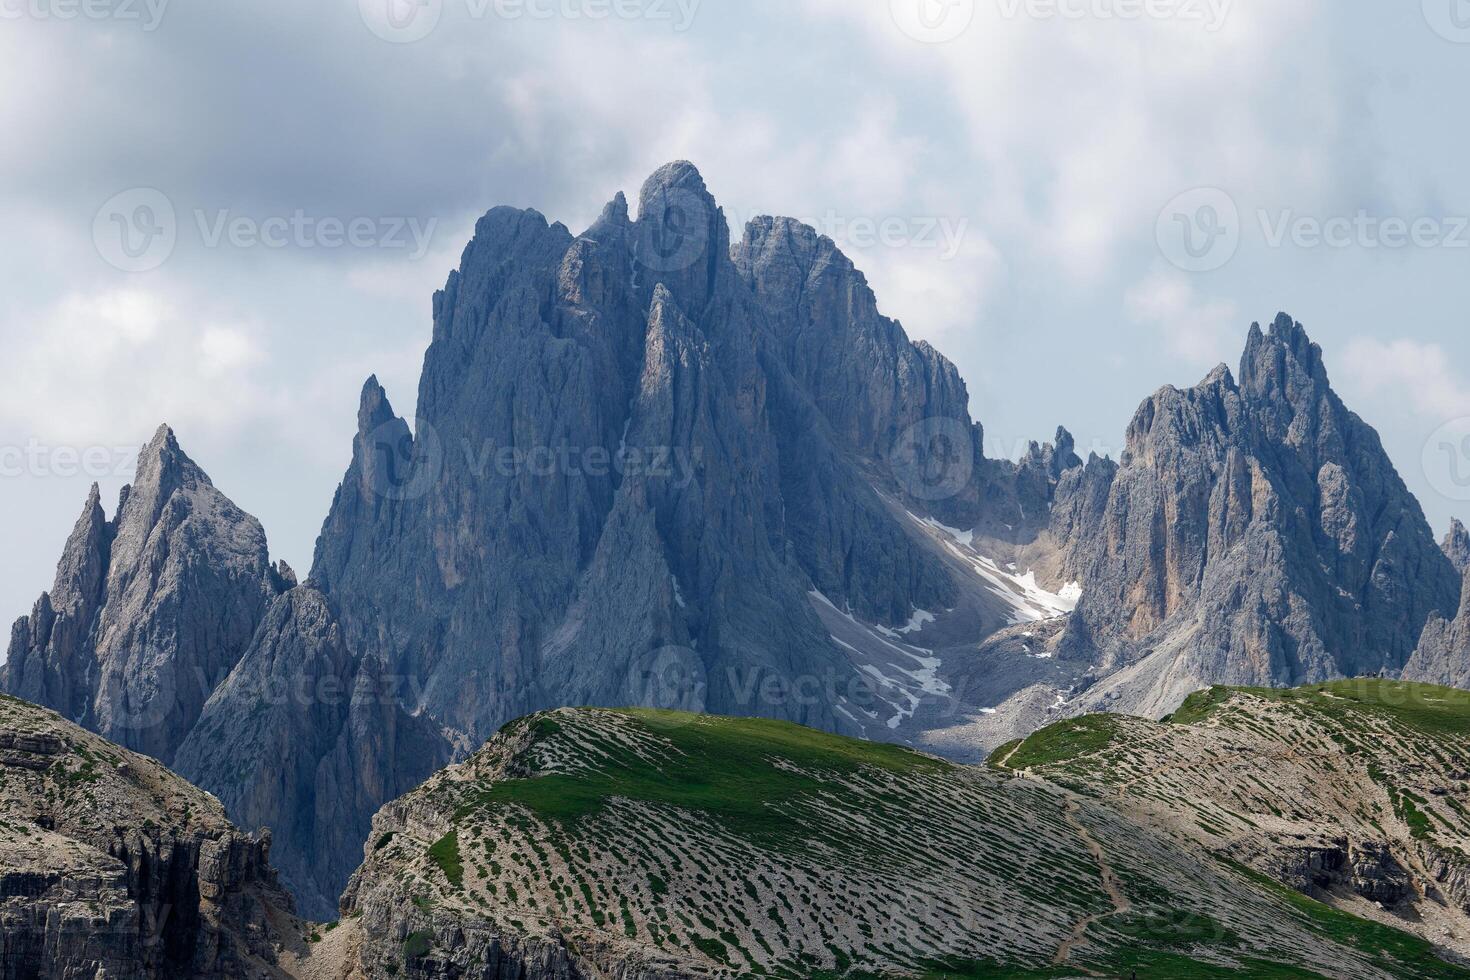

{"left": 1340, "top": 338, "right": 1470, "bottom": 422}
{"left": 0, "top": 288, "right": 273, "bottom": 448}
{"left": 1124, "top": 269, "right": 1238, "bottom": 368}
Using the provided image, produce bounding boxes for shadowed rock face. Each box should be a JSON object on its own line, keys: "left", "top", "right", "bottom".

{"left": 174, "top": 587, "right": 451, "bottom": 921}
{"left": 1056, "top": 315, "right": 1463, "bottom": 712}
{"left": 1, "top": 426, "right": 289, "bottom": 765}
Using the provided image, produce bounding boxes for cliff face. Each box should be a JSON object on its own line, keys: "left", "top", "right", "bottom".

{"left": 0, "top": 692, "right": 296, "bottom": 979}
{"left": 174, "top": 587, "right": 451, "bottom": 921}
{"left": 2, "top": 426, "right": 288, "bottom": 765}
{"left": 1055, "top": 315, "right": 1463, "bottom": 715}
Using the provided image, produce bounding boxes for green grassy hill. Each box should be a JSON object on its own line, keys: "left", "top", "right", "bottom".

{"left": 336, "top": 702, "right": 1470, "bottom": 978}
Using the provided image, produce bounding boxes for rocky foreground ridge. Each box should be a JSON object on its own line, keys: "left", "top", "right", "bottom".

{"left": 995, "top": 680, "right": 1470, "bottom": 970}
{"left": 0, "top": 691, "right": 298, "bottom": 978}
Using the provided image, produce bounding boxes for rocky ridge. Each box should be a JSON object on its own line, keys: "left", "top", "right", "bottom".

{"left": 0, "top": 690, "right": 298, "bottom": 979}
{"left": 1, "top": 426, "right": 289, "bottom": 765}
{"left": 994, "top": 680, "right": 1470, "bottom": 966}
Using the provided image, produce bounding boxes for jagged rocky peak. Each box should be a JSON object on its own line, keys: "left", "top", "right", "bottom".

{"left": 1058, "top": 314, "right": 1463, "bottom": 712}
{"left": 3, "top": 425, "right": 286, "bottom": 765}
{"left": 632, "top": 160, "right": 729, "bottom": 314}
{"left": 1444, "top": 518, "right": 1470, "bottom": 573}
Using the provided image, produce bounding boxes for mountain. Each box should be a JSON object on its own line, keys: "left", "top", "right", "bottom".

{"left": 994, "top": 680, "right": 1470, "bottom": 971}
{"left": 305, "top": 161, "right": 1074, "bottom": 752}
{"left": 173, "top": 586, "right": 452, "bottom": 920}
{"left": 1, "top": 426, "right": 290, "bottom": 764}
{"left": 1049, "top": 315, "right": 1463, "bottom": 718}
{"left": 0, "top": 690, "right": 298, "bottom": 978}
{"left": 312, "top": 704, "right": 1470, "bottom": 978}
{"left": 10, "top": 163, "right": 1470, "bottom": 928}
{"left": 0, "top": 428, "right": 441, "bottom": 922}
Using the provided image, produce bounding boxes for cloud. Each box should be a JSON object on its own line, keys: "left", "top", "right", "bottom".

{"left": 1124, "top": 269, "right": 1238, "bottom": 368}
{"left": 0, "top": 287, "right": 272, "bottom": 448}
{"left": 1340, "top": 338, "right": 1470, "bottom": 422}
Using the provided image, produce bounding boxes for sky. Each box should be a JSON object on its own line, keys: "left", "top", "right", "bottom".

{"left": 3, "top": 0, "right": 1470, "bottom": 638}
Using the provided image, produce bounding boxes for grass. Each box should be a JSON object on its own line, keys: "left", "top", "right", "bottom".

{"left": 428, "top": 830, "right": 463, "bottom": 887}
{"left": 462, "top": 710, "right": 946, "bottom": 851}
{"left": 995, "top": 714, "right": 1122, "bottom": 769}
{"left": 1173, "top": 681, "right": 1470, "bottom": 735}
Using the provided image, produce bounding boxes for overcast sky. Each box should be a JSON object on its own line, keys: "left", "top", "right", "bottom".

{"left": 4, "top": 0, "right": 1470, "bottom": 635}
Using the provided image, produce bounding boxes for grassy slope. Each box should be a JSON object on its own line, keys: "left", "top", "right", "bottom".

{"left": 468, "top": 709, "right": 945, "bottom": 851}
{"left": 994, "top": 680, "right": 1470, "bottom": 980}
{"left": 345, "top": 703, "right": 1470, "bottom": 978}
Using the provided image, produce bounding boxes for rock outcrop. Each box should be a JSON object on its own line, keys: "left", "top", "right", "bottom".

{"left": 2, "top": 426, "right": 288, "bottom": 765}
{"left": 307, "top": 162, "right": 1002, "bottom": 747}
{"left": 0, "top": 691, "right": 297, "bottom": 979}
{"left": 1445, "top": 519, "right": 1470, "bottom": 574}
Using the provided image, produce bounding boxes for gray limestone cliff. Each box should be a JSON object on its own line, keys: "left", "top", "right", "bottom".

{"left": 0, "top": 691, "right": 297, "bottom": 979}
{"left": 174, "top": 587, "right": 451, "bottom": 921}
